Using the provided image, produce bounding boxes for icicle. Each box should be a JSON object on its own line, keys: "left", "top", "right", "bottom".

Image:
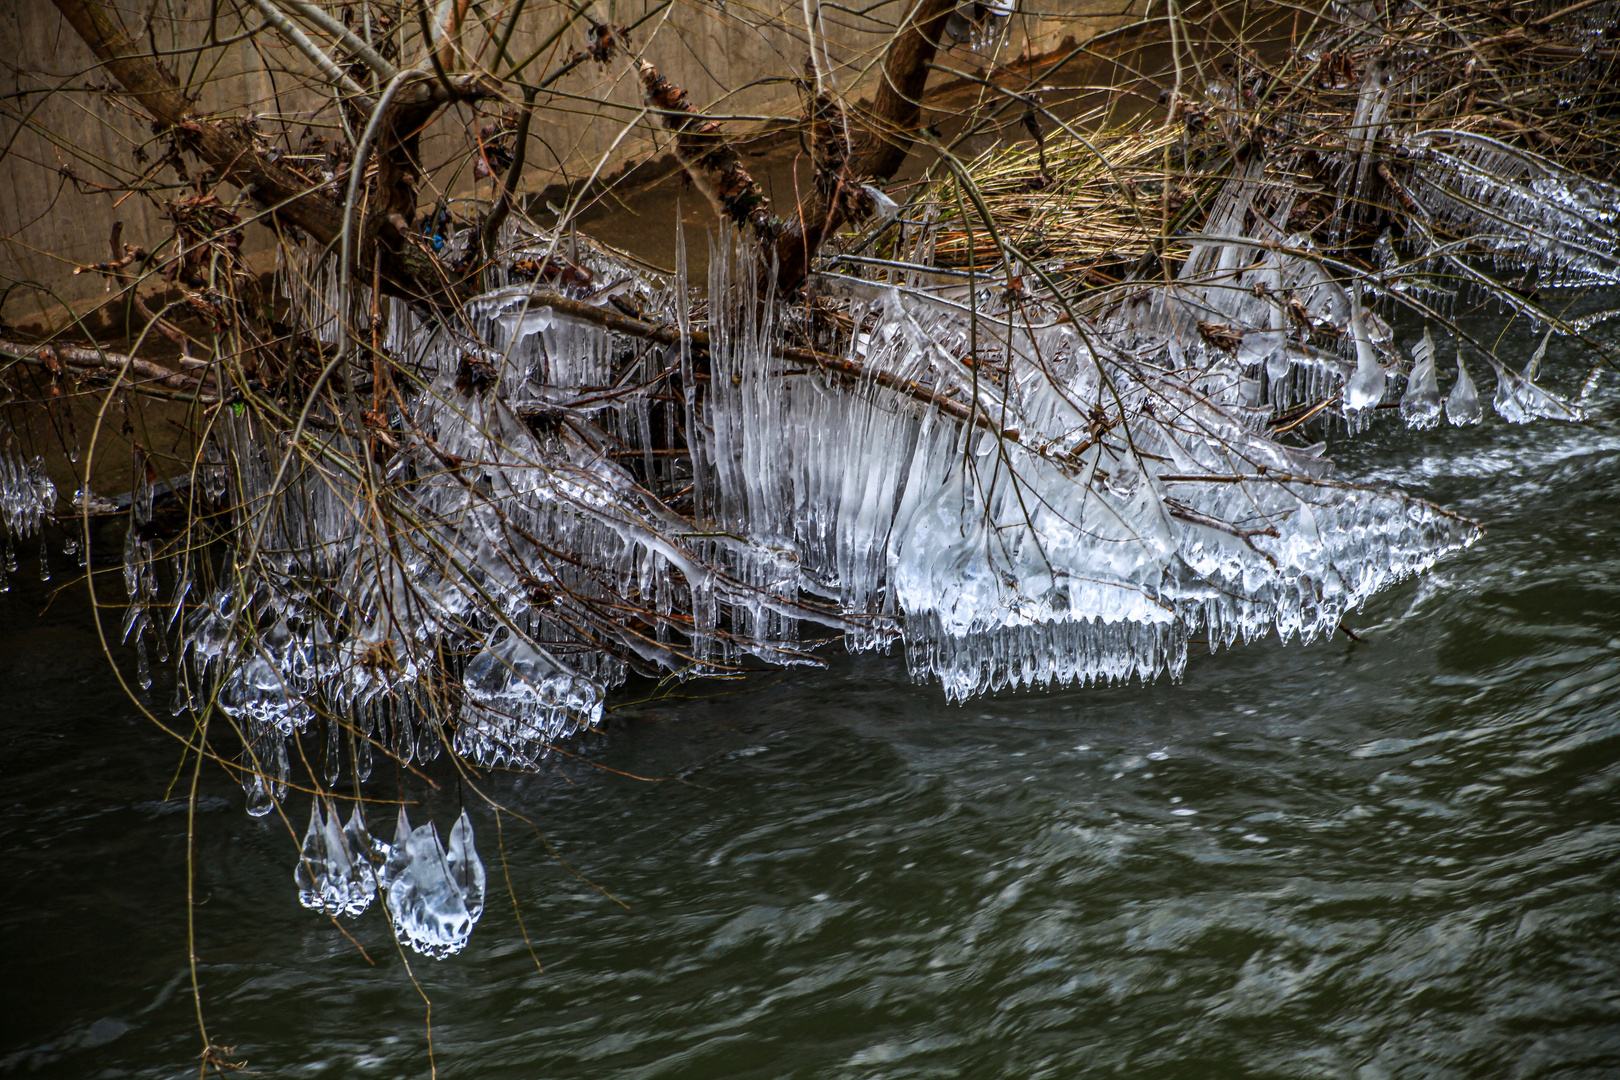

{"left": 384, "top": 817, "right": 484, "bottom": 958}
{"left": 1400, "top": 327, "right": 1441, "bottom": 429}
{"left": 1446, "top": 353, "right": 1482, "bottom": 426}
{"left": 294, "top": 799, "right": 376, "bottom": 917}
{"left": 1345, "top": 298, "right": 1386, "bottom": 416}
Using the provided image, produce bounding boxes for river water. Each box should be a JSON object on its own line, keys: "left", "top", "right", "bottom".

{"left": 3, "top": 314, "right": 1618, "bottom": 1078}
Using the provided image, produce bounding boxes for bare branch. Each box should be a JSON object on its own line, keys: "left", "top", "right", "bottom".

{"left": 280, "top": 0, "right": 399, "bottom": 80}
{"left": 247, "top": 0, "right": 376, "bottom": 107}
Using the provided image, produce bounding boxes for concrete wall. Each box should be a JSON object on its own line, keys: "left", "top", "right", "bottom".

{"left": 1, "top": 0, "right": 1147, "bottom": 326}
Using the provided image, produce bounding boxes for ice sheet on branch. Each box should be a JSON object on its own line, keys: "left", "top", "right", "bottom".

{"left": 182, "top": 202, "right": 1501, "bottom": 809}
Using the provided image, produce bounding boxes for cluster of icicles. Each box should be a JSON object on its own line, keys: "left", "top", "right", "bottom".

{"left": 294, "top": 799, "right": 485, "bottom": 958}
{"left": 117, "top": 126, "right": 1614, "bottom": 830}
{"left": 0, "top": 435, "right": 57, "bottom": 594}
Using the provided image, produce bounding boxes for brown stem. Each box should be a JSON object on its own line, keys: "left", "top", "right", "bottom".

{"left": 52, "top": 0, "right": 502, "bottom": 303}
{"left": 638, "top": 60, "right": 776, "bottom": 241}
{"left": 1, "top": 338, "right": 216, "bottom": 399}
{"left": 853, "top": 0, "right": 958, "bottom": 184}
{"left": 483, "top": 85, "right": 539, "bottom": 259}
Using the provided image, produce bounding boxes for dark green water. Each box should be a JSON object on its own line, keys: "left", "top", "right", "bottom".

{"left": 4, "top": 327, "right": 1619, "bottom": 1078}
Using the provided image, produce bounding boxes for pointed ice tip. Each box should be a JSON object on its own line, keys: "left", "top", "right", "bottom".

{"left": 1524, "top": 330, "right": 1553, "bottom": 381}
{"left": 344, "top": 804, "right": 374, "bottom": 860}
{"left": 862, "top": 185, "right": 900, "bottom": 223}
{"left": 377, "top": 803, "right": 413, "bottom": 891}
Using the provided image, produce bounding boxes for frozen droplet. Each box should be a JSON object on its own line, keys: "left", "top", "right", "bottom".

{"left": 378, "top": 804, "right": 412, "bottom": 892}
{"left": 294, "top": 799, "right": 376, "bottom": 916}
{"left": 1400, "top": 326, "right": 1441, "bottom": 430}
{"left": 445, "top": 809, "right": 486, "bottom": 923}
{"left": 1446, "top": 352, "right": 1482, "bottom": 426}
{"left": 244, "top": 771, "right": 274, "bottom": 817}
{"left": 1345, "top": 306, "right": 1386, "bottom": 414}
{"left": 385, "top": 814, "right": 484, "bottom": 958}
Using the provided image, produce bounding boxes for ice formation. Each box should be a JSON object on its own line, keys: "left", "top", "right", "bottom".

{"left": 0, "top": 434, "right": 57, "bottom": 594}
{"left": 1446, "top": 354, "right": 1482, "bottom": 427}
{"left": 0, "top": 1, "right": 1608, "bottom": 965}
{"left": 290, "top": 799, "right": 487, "bottom": 956}
{"left": 1488, "top": 332, "right": 1586, "bottom": 424}
{"left": 163, "top": 159, "right": 1613, "bottom": 786}
{"left": 80, "top": 40, "right": 1611, "bottom": 914}
{"left": 380, "top": 808, "right": 486, "bottom": 958}
{"left": 1401, "top": 328, "right": 1441, "bottom": 430}
{"left": 0, "top": 440, "right": 54, "bottom": 539}
{"left": 456, "top": 628, "right": 606, "bottom": 767}
{"left": 295, "top": 800, "right": 376, "bottom": 917}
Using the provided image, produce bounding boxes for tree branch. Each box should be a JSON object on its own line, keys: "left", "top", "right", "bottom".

{"left": 1, "top": 338, "right": 217, "bottom": 400}
{"left": 247, "top": 0, "right": 375, "bottom": 107}
{"left": 854, "top": 0, "right": 958, "bottom": 183}
{"left": 279, "top": 0, "right": 398, "bottom": 80}
{"left": 639, "top": 60, "right": 777, "bottom": 241}
{"left": 52, "top": 0, "right": 503, "bottom": 304}
{"left": 52, "top": 0, "right": 345, "bottom": 243}
{"left": 637, "top": 0, "right": 952, "bottom": 294}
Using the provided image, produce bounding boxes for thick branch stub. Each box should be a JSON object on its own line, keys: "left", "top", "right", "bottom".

{"left": 639, "top": 61, "right": 776, "bottom": 241}
{"left": 854, "top": 0, "right": 958, "bottom": 184}
{"left": 773, "top": 86, "right": 881, "bottom": 292}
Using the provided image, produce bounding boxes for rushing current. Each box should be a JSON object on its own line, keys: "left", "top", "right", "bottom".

{"left": 2, "top": 309, "right": 1617, "bottom": 1077}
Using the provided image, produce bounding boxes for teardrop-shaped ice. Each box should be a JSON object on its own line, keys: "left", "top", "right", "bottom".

{"left": 1489, "top": 356, "right": 1531, "bottom": 423}
{"left": 1446, "top": 352, "right": 1482, "bottom": 426}
{"left": 1345, "top": 307, "right": 1386, "bottom": 414}
{"left": 445, "top": 809, "right": 487, "bottom": 922}
{"left": 378, "top": 803, "right": 412, "bottom": 892}
{"left": 385, "top": 822, "right": 479, "bottom": 958}
{"left": 1400, "top": 326, "right": 1441, "bottom": 429}
{"left": 295, "top": 799, "right": 376, "bottom": 917}
{"left": 294, "top": 800, "right": 328, "bottom": 908}
{"left": 344, "top": 805, "right": 379, "bottom": 897}
{"left": 244, "top": 769, "right": 275, "bottom": 817}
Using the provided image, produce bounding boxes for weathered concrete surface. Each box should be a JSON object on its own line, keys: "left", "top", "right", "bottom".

{"left": 1, "top": 0, "right": 1148, "bottom": 326}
